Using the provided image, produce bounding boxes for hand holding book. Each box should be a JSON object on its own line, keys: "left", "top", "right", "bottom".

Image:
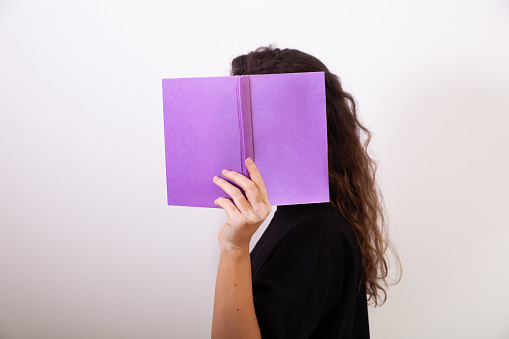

{"left": 213, "top": 157, "right": 272, "bottom": 250}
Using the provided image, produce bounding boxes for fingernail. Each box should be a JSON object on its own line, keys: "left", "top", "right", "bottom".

{"left": 213, "top": 176, "right": 219, "bottom": 181}
{"left": 246, "top": 157, "right": 253, "bottom": 165}
{"left": 222, "top": 169, "right": 230, "bottom": 174}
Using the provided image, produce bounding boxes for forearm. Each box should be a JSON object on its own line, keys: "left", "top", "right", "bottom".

{"left": 211, "top": 246, "right": 262, "bottom": 339}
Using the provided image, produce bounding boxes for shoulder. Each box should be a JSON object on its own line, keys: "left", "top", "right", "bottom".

{"left": 274, "top": 202, "right": 358, "bottom": 256}
{"left": 256, "top": 202, "right": 359, "bottom": 262}
{"left": 318, "top": 203, "right": 360, "bottom": 256}
{"left": 252, "top": 203, "right": 359, "bottom": 297}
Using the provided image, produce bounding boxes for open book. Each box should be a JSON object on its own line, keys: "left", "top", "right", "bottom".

{"left": 162, "top": 71, "right": 329, "bottom": 208}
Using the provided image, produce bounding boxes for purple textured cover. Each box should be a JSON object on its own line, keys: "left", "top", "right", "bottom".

{"left": 162, "top": 71, "right": 329, "bottom": 208}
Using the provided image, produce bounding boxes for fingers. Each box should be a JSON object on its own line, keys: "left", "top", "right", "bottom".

{"left": 213, "top": 174, "right": 252, "bottom": 214}
{"left": 213, "top": 196, "right": 241, "bottom": 217}
{"left": 213, "top": 158, "right": 271, "bottom": 216}
{"left": 245, "top": 158, "right": 270, "bottom": 207}
{"left": 222, "top": 167, "right": 265, "bottom": 210}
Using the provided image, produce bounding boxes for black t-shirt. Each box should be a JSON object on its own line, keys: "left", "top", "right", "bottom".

{"left": 250, "top": 202, "right": 370, "bottom": 338}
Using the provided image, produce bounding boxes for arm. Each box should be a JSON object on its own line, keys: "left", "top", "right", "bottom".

{"left": 212, "top": 246, "right": 260, "bottom": 339}
{"left": 211, "top": 157, "right": 271, "bottom": 339}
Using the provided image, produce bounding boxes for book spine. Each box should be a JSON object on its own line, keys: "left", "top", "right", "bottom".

{"left": 236, "top": 75, "right": 254, "bottom": 179}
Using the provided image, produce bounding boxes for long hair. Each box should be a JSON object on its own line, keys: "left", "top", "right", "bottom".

{"left": 231, "top": 44, "right": 401, "bottom": 307}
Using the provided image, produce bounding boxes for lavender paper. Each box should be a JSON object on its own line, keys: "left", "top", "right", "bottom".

{"left": 161, "top": 71, "right": 329, "bottom": 208}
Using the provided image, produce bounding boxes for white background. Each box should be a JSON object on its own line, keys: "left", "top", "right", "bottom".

{"left": 1, "top": 0, "right": 508, "bottom": 338}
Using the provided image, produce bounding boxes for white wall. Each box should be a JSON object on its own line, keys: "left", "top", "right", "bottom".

{"left": 1, "top": 0, "right": 508, "bottom": 338}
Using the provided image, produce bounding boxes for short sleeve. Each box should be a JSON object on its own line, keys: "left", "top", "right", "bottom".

{"left": 252, "top": 212, "right": 343, "bottom": 338}
{"left": 254, "top": 292, "right": 317, "bottom": 339}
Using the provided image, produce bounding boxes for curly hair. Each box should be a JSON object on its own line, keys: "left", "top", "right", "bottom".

{"left": 230, "top": 44, "right": 401, "bottom": 306}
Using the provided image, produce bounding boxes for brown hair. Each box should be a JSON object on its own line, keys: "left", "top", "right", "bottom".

{"left": 231, "top": 44, "right": 401, "bottom": 307}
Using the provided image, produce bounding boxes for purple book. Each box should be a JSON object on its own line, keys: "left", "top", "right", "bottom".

{"left": 162, "top": 71, "right": 329, "bottom": 208}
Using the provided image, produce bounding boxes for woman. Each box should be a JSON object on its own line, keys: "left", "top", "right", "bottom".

{"left": 211, "top": 45, "right": 401, "bottom": 339}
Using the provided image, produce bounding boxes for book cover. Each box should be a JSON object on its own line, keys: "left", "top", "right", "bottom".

{"left": 162, "top": 71, "right": 329, "bottom": 208}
